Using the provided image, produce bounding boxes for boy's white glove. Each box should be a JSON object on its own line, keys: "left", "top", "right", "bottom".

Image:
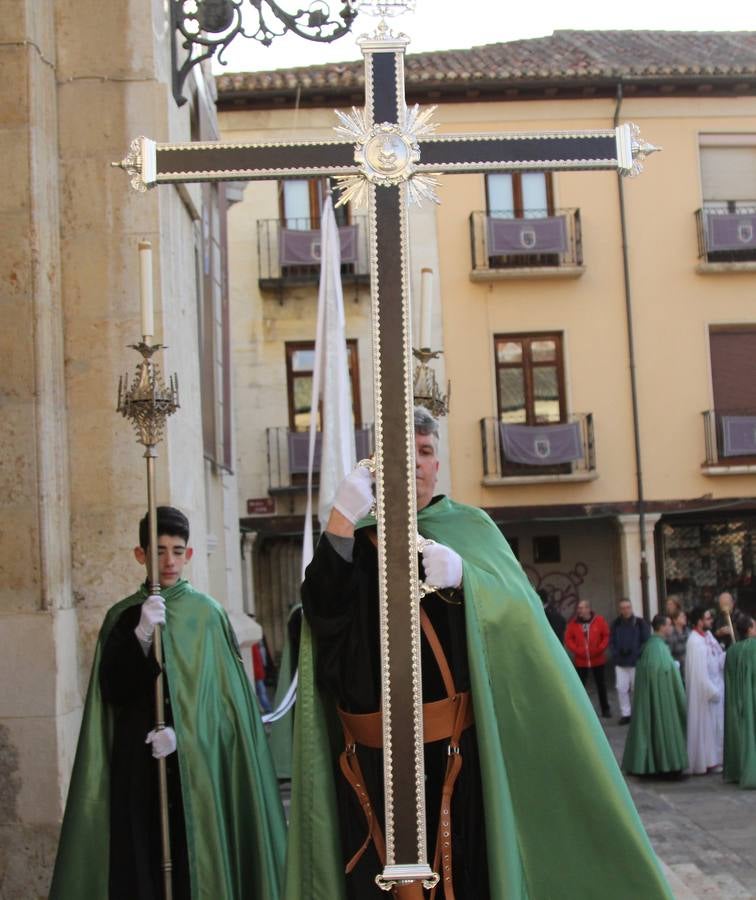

{"left": 333, "top": 466, "right": 374, "bottom": 524}
{"left": 146, "top": 726, "right": 177, "bottom": 758}
{"left": 134, "top": 595, "right": 166, "bottom": 644}
{"left": 421, "top": 542, "right": 463, "bottom": 590}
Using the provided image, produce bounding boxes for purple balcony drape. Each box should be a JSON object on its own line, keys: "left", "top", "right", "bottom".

{"left": 500, "top": 421, "right": 582, "bottom": 466}
{"left": 279, "top": 225, "right": 358, "bottom": 265}
{"left": 706, "top": 213, "right": 756, "bottom": 251}
{"left": 487, "top": 216, "right": 567, "bottom": 255}
{"left": 288, "top": 427, "right": 372, "bottom": 473}
{"left": 721, "top": 415, "right": 756, "bottom": 457}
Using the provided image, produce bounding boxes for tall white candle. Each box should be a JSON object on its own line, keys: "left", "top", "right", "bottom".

{"left": 138, "top": 241, "right": 154, "bottom": 338}
{"left": 419, "top": 267, "right": 433, "bottom": 350}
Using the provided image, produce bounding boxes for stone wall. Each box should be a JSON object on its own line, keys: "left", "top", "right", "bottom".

{"left": 0, "top": 2, "right": 250, "bottom": 894}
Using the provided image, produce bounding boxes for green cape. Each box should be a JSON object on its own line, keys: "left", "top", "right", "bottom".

{"left": 622, "top": 635, "right": 688, "bottom": 775}
{"left": 267, "top": 606, "right": 301, "bottom": 780}
{"left": 50, "top": 580, "right": 286, "bottom": 899}
{"left": 724, "top": 638, "right": 756, "bottom": 789}
{"left": 284, "top": 497, "right": 672, "bottom": 899}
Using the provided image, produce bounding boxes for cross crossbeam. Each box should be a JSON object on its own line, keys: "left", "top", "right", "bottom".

{"left": 117, "top": 127, "right": 638, "bottom": 191}
{"left": 115, "top": 20, "right": 657, "bottom": 894}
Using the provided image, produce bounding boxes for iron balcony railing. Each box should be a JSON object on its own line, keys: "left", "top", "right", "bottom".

{"left": 480, "top": 413, "right": 596, "bottom": 479}
{"left": 702, "top": 410, "right": 756, "bottom": 466}
{"left": 469, "top": 208, "right": 583, "bottom": 273}
{"left": 257, "top": 216, "right": 370, "bottom": 290}
{"left": 266, "top": 424, "right": 374, "bottom": 493}
{"left": 695, "top": 207, "right": 756, "bottom": 263}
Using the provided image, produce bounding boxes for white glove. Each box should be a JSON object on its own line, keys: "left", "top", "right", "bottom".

{"left": 421, "top": 541, "right": 463, "bottom": 590}
{"left": 333, "top": 466, "right": 374, "bottom": 524}
{"left": 145, "top": 726, "right": 177, "bottom": 759}
{"left": 134, "top": 595, "right": 166, "bottom": 644}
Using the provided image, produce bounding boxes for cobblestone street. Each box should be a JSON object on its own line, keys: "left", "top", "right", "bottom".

{"left": 601, "top": 690, "right": 756, "bottom": 899}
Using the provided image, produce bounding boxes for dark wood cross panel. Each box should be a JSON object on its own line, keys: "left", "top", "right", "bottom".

{"left": 116, "top": 22, "right": 656, "bottom": 893}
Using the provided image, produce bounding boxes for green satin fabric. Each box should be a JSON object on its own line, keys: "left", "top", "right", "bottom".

{"left": 50, "top": 580, "right": 286, "bottom": 899}
{"left": 622, "top": 636, "right": 688, "bottom": 775}
{"left": 285, "top": 496, "right": 673, "bottom": 899}
{"left": 267, "top": 606, "right": 300, "bottom": 780}
{"left": 724, "top": 638, "right": 756, "bottom": 789}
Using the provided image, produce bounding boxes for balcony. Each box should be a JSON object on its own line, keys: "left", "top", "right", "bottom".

{"left": 702, "top": 410, "right": 756, "bottom": 474}
{"left": 469, "top": 209, "right": 583, "bottom": 281}
{"left": 266, "top": 425, "right": 374, "bottom": 494}
{"left": 480, "top": 414, "right": 597, "bottom": 484}
{"left": 257, "top": 216, "right": 370, "bottom": 293}
{"left": 695, "top": 207, "right": 756, "bottom": 271}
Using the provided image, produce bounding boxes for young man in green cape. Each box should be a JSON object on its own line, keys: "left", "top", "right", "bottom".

{"left": 622, "top": 614, "right": 688, "bottom": 776}
{"left": 724, "top": 614, "right": 756, "bottom": 789}
{"left": 50, "top": 507, "right": 286, "bottom": 900}
{"left": 286, "top": 407, "right": 672, "bottom": 900}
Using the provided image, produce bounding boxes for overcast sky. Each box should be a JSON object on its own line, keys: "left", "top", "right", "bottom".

{"left": 212, "top": 1, "right": 754, "bottom": 74}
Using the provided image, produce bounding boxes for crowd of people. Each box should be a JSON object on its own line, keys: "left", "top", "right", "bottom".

{"left": 541, "top": 590, "right": 756, "bottom": 784}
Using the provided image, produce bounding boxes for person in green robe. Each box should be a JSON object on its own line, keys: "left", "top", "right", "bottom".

{"left": 724, "top": 614, "right": 756, "bottom": 789}
{"left": 622, "top": 614, "right": 688, "bottom": 776}
{"left": 285, "top": 406, "right": 673, "bottom": 900}
{"left": 50, "top": 506, "right": 286, "bottom": 900}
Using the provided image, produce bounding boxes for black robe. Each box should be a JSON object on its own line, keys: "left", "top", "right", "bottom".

{"left": 99, "top": 604, "right": 191, "bottom": 900}
{"left": 302, "top": 522, "right": 489, "bottom": 899}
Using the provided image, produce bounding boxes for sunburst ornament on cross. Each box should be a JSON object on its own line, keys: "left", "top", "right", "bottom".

{"left": 334, "top": 103, "right": 440, "bottom": 206}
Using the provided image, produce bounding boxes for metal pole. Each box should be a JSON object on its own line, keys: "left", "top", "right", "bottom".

{"left": 614, "top": 82, "right": 651, "bottom": 620}
{"left": 146, "top": 448, "right": 173, "bottom": 900}
{"left": 725, "top": 610, "right": 738, "bottom": 645}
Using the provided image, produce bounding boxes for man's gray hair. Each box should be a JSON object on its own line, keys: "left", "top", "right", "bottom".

{"left": 414, "top": 405, "right": 440, "bottom": 439}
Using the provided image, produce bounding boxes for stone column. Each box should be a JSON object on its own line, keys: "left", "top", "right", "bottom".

{"left": 0, "top": 2, "right": 77, "bottom": 895}
{"left": 616, "top": 513, "right": 662, "bottom": 618}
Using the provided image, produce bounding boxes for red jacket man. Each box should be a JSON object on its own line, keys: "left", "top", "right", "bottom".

{"left": 565, "top": 599, "right": 612, "bottom": 717}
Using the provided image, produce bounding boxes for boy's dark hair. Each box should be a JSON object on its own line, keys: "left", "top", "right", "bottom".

{"left": 138, "top": 506, "right": 190, "bottom": 550}
{"left": 688, "top": 606, "right": 708, "bottom": 629}
{"left": 736, "top": 615, "right": 754, "bottom": 641}
{"left": 651, "top": 614, "right": 669, "bottom": 632}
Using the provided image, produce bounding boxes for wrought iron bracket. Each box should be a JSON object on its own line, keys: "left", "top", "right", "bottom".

{"left": 170, "top": 0, "right": 359, "bottom": 107}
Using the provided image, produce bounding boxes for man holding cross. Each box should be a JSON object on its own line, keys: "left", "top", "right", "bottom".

{"left": 288, "top": 406, "right": 672, "bottom": 899}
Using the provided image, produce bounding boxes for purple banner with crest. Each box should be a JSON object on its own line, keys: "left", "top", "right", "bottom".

{"left": 279, "top": 225, "right": 358, "bottom": 266}
{"left": 707, "top": 214, "right": 756, "bottom": 251}
{"left": 288, "top": 427, "right": 372, "bottom": 474}
{"left": 487, "top": 216, "right": 568, "bottom": 255}
{"left": 721, "top": 415, "right": 756, "bottom": 457}
{"left": 500, "top": 421, "right": 582, "bottom": 466}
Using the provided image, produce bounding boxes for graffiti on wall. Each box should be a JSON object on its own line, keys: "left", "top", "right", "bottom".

{"left": 523, "top": 562, "right": 589, "bottom": 620}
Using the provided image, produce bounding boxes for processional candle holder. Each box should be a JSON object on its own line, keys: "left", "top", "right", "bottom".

{"left": 412, "top": 347, "right": 449, "bottom": 418}
{"left": 117, "top": 340, "right": 180, "bottom": 455}
{"left": 115, "top": 243, "right": 179, "bottom": 900}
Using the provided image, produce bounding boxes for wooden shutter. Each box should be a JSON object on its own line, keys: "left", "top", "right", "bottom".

{"left": 700, "top": 146, "right": 756, "bottom": 202}
{"left": 710, "top": 327, "right": 756, "bottom": 412}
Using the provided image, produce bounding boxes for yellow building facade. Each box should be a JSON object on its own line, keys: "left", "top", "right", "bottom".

{"left": 219, "top": 31, "right": 756, "bottom": 640}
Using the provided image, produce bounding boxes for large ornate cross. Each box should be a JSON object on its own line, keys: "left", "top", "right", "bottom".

{"left": 116, "top": 19, "right": 657, "bottom": 893}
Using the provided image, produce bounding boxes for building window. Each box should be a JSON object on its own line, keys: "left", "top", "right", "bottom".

{"left": 698, "top": 135, "right": 756, "bottom": 262}
{"left": 494, "top": 333, "right": 565, "bottom": 426}
{"left": 279, "top": 178, "right": 350, "bottom": 230}
{"left": 197, "top": 182, "right": 233, "bottom": 472}
{"left": 707, "top": 325, "right": 756, "bottom": 461}
{"left": 533, "top": 535, "right": 561, "bottom": 564}
{"left": 485, "top": 173, "right": 559, "bottom": 268}
{"left": 285, "top": 339, "right": 362, "bottom": 431}
{"left": 486, "top": 172, "right": 554, "bottom": 217}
